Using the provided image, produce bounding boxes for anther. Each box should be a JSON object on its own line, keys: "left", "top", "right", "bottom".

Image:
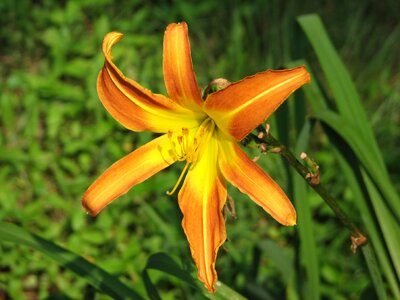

{"left": 177, "top": 136, "right": 183, "bottom": 144}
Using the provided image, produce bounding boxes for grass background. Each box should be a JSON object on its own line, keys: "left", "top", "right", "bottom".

{"left": 1, "top": 0, "right": 399, "bottom": 299}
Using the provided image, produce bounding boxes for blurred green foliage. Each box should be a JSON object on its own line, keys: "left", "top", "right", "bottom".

{"left": 1, "top": 0, "right": 399, "bottom": 299}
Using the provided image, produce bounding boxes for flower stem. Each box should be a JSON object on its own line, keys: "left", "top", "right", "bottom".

{"left": 246, "top": 130, "right": 367, "bottom": 252}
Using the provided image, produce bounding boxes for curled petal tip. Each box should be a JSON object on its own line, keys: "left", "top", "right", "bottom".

{"left": 102, "top": 32, "right": 124, "bottom": 56}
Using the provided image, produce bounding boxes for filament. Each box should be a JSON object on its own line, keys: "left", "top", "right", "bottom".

{"left": 166, "top": 161, "right": 190, "bottom": 196}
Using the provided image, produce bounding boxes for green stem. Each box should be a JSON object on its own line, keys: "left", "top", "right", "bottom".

{"left": 247, "top": 131, "right": 367, "bottom": 251}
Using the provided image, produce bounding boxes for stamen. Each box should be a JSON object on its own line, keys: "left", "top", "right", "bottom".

{"left": 165, "top": 120, "right": 214, "bottom": 196}
{"left": 168, "top": 131, "right": 187, "bottom": 161}
{"left": 177, "top": 136, "right": 185, "bottom": 158}
{"left": 182, "top": 128, "right": 189, "bottom": 152}
{"left": 166, "top": 162, "right": 190, "bottom": 196}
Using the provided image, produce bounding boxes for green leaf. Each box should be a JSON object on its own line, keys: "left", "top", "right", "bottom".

{"left": 275, "top": 91, "right": 320, "bottom": 300}
{"left": 361, "top": 244, "right": 388, "bottom": 300}
{"left": 299, "top": 79, "right": 400, "bottom": 298}
{"left": 293, "top": 121, "right": 320, "bottom": 300}
{"left": 0, "top": 222, "right": 144, "bottom": 300}
{"left": 207, "top": 281, "right": 248, "bottom": 300}
{"left": 297, "top": 13, "right": 400, "bottom": 222}
{"left": 334, "top": 150, "right": 398, "bottom": 299}
{"left": 142, "top": 252, "right": 247, "bottom": 299}
{"left": 297, "top": 14, "right": 400, "bottom": 297}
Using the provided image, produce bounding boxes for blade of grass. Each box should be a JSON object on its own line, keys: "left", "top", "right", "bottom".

{"left": 142, "top": 252, "right": 247, "bottom": 300}
{"left": 361, "top": 244, "right": 388, "bottom": 300}
{"left": 297, "top": 14, "right": 374, "bottom": 142}
{"left": 0, "top": 221, "right": 144, "bottom": 300}
{"left": 297, "top": 14, "right": 400, "bottom": 221}
{"left": 143, "top": 252, "right": 200, "bottom": 290}
{"left": 362, "top": 172, "right": 400, "bottom": 279}
{"left": 208, "top": 282, "right": 248, "bottom": 300}
{"left": 334, "top": 150, "right": 398, "bottom": 298}
{"left": 293, "top": 121, "right": 320, "bottom": 300}
{"left": 276, "top": 89, "right": 320, "bottom": 300}
{"left": 295, "top": 55, "right": 399, "bottom": 297}
{"left": 314, "top": 111, "right": 400, "bottom": 276}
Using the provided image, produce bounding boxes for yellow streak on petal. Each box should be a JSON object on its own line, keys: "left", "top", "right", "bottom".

{"left": 163, "top": 22, "right": 203, "bottom": 110}
{"left": 204, "top": 66, "right": 311, "bottom": 140}
{"left": 218, "top": 132, "right": 296, "bottom": 226}
{"left": 99, "top": 31, "right": 205, "bottom": 133}
{"left": 82, "top": 134, "right": 176, "bottom": 216}
{"left": 178, "top": 127, "right": 227, "bottom": 292}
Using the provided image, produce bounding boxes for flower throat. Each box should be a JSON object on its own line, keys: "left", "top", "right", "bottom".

{"left": 166, "top": 118, "right": 214, "bottom": 195}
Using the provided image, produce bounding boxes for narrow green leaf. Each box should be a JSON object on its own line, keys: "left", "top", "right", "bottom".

{"left": 207, "top": 281, "right": 248, "bottom": 300}
{"left": 362, "top": 173, "right": 400, "bottom": 279}
{"left": 361, "top": 244, "right": 388, "bottom": 300}
{"left": 141, "top": 270, "right": 161, "bottom": 300}
{"left": 297, "top": 14, "right": 375, "bottom": 143}
{"left": 141, "top": 252, "right": 200, "bottom": 300}
{"left": 297, "top": 13, "right": 400, "bottom": 222}
{"left": 0, "top": 222, "right": 144, "bottom": 300}
{"left": 275, "top": 83, "right": 320, "bottom": 300}
{"left": 297, "top": 54, "right": 399, "bottom": 297}
{"left": 142, "top": 253, "right": 247, "bottom": 300}
{"left": 314, "top": 112, "right": 400, "bottom": 291}
{"left": 144, "top": 252, "right": 199, "bottom": 289}
{"left": 293, "top": 121, "right": 320, "bottom": 300}
{"left": 333, "top": 148, "right": 396, "bottom": 298}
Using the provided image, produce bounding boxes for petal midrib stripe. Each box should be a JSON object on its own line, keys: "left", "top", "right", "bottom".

{"left": 221, "top": 72, "right": 305, "bottom": 119}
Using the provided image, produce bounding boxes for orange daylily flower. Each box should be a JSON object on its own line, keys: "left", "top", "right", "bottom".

{"left": 83, "top": 22, "right": 310, "bottom": 292}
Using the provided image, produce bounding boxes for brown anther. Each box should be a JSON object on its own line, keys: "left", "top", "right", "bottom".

{"left": 177, "top": 136, "right": 183, "bottom": 143}
{"left": 182, "top": 128, "right": 188, "bottom": 136}
{"left": 167, "top": 131, "right": 173, "bottom": 139}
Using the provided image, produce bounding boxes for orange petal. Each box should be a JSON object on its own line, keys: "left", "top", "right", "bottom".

{"left": 218, "top": 133, "right": 296, "bottom": 226}
{"left": 204, "top": 66, "right": 310, "bottom": 140}
{"left": 83, "top": 134, "right": 176, "bottom": 216}
{"left": 163, "top": 22, "right": 203, "bottom": 111}
{"left": 178, "top": 131, "right": 227, "bottom": 292}
{"left": 99, "top": 32, "right": 205, "bottom": 133}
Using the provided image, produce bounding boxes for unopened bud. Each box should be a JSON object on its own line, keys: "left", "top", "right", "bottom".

{"left": 257, "top": 131, "right": 265, "bottom": 139}
{"left": 260, "top": 143, "right": 268, "bottom": 153}
{"left": 203, "top": 78, "right": 231, "bottom": 99}
{"left": 300, "top": 152, "right": 307, "bottom": 160}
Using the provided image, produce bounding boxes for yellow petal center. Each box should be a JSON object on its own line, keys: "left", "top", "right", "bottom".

{"left": 167, "top": 118, "right": 215, "bottom": 195}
